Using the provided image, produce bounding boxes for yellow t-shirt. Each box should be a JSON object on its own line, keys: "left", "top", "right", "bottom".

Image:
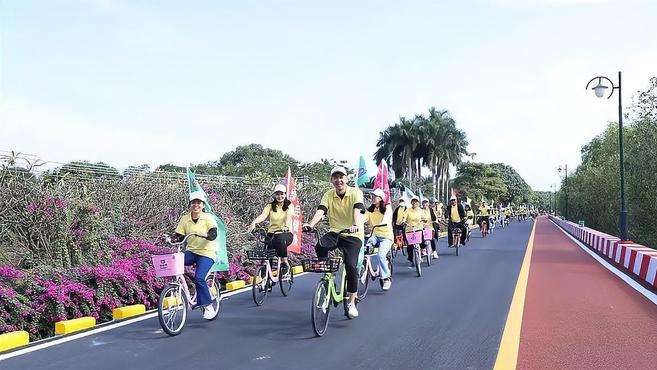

{"left": 466, "top": 210, "right": 474, "bottom": 220}
{"left": 320, "top": 186, "right": 365, "bottom": 241}
{"left": 421, "top": 208, "right": 432, "bottom": 229}
{"left": 397, "top": 207, "right": 425, "bottom": 232}
{"left": 450, "top": 206, "right": 461, "bottom": 223}
{"left": 478, "top": 206, "right": 490, "bottom": 217}
{"left": 175, "top": 212, "right": 217, "bottom": 261}
{"left": 366, "top": 206, "right": 394, "bottom": 240}
{"left": 263, "top": 202, "right": 294, "bottom": 233}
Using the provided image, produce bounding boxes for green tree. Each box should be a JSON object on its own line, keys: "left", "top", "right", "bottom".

{"left": 453, "top": 162, "right": 508, "bottom": 203}
{"left": 194, "top": 144, "right": 299, "bottom": 178}
{"left": 57, "top": 161, "right": 121, "bottom": 180}
{"left": 489, "top": 163, "right": 532, "bottom": 205}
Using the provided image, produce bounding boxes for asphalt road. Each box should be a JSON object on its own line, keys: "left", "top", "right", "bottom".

{"left": 2, "top": 221, "right": 533, "bottom": 370}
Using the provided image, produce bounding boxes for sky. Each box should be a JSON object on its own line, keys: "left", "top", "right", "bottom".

{"left": 1, "top": 0, "right": 656, "bottom": 191}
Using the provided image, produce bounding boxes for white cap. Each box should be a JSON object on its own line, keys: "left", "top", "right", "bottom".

{"left": 411, "top": 195, "right": 420, "bottom": 202}
{"left": 371, "top": 188, "right": 385, "bottom": 199}
{"left": 330, "top": 166, "right": 347, "bottom": 176}
{"left": 273, "top": 184, "right": 286, "bottom": 194}
{"left": 450, "top": 195, "right": 457, "bottom": 201}
{"left": 189, "top": 191, "right": 206, "bottom": 203}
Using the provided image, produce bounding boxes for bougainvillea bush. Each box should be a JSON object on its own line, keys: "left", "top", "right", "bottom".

{"left": 0, "top": 170, "right": 327, "bottom": 339}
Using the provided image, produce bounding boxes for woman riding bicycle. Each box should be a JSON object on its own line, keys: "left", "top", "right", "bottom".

{"left": 248, "top": 183, "right": 294, "bottom": 276}
{"left": 173, "top": 191, "right": 219, "bottom": 320}
{"left": 422, "top": 198, "right": 439, "bottom": 259}
{"left": 365, "top": 188, "right": 393, "bottom": 291}
{"left": 477, "top": 201, "right": 490, "bottom": 233}
{"left": 397, "top": 195, "right": 432, "bottom": 267}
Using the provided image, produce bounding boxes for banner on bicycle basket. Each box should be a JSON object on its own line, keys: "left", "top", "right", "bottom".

{"left": 284, "top": 167, "right": 302, "bottom": 254}
{"left": 186, "top": 168, "right": 229, "bottom": 272}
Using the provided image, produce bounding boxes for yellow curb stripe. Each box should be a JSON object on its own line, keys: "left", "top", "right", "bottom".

{"left": 494, "top": 220, "right": 537, "bottom": 370}
{"left": 225, "top": 280, "right": 245, "bottom": 291}
{"left": 0, "top": 331, "right": 29, "bottom": 352}
{"left": 54, "top": 317, "right": 96, "bottom": 335}
{"left": 112, "top": 304, "right": 146, "bottom": 320}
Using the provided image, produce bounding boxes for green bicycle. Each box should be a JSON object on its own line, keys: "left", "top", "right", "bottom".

{"left": 302, "top": 228, "right": 355, "bottom": 337}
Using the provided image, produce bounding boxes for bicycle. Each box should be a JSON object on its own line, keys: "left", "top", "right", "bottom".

{"left": 356, "top": 224, "right": 394, "bottom": 301}
{"left": 152, "top": 234, "right": 221, "bottom": 336}
{"left": 247, "top": 229, "right": 295, "bottom": 306}
{"left": 448, "top": 225, "right": 463, "bottom": 256}
{"left": 405, "top": 227, "right": 432, "bottom": 277}
{"left": 481, "top": 218, "right": 489, "bottom": 237}
{"left": 302, "top": 228, "right": 356, "bottom": 337}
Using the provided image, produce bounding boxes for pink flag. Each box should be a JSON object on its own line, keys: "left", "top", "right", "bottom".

{"left": 285, "top": 167, "right": 302, "bottom": 254}
{"left": 373, "top": 159, "right": 391, "bottom": 205}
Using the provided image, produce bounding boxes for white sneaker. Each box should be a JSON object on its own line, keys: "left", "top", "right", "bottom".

{"left": 202, "top": 304, "right": 217, "bottom": 320}
{"left": 382, "top": 279, "right": 391, "bottom": 291}
{"left": 432, "top": 251, "right": 439, "bottom": 259}
{"left": 346, "top": 302, "right": 359, "bottom": 318}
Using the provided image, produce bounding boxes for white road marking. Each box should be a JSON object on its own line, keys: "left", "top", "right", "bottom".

{"left": 0, "top": 272, "right": 309, "bottom": 361}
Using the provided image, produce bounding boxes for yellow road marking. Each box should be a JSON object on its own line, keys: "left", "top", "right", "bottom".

{"left": 493, "top": 219, "right": 537, "bottom": 370}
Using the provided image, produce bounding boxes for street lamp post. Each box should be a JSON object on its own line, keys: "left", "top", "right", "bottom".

{"left": 558, "top": 165, "right": 568, "bottom": 220}
{"left": 586, "top": 72, "right": 628, "bottom": 241}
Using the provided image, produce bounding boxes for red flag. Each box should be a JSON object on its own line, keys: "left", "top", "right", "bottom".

{"left": 373, "top": 159, "right": 391, "bottom": 205}
{"left": 285, "top": 167, "right": 302, "bottom": 253}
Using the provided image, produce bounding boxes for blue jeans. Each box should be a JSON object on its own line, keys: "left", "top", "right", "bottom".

{"left": 365, "top": 235, "right": 392, "bottom": 279}
{"left": 184, "top": 251, "right": 214, "bottom": 307}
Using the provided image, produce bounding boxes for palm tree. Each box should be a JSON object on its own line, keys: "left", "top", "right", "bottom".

{"left": 374, "top": 116, "right": 419, "bottom": 185}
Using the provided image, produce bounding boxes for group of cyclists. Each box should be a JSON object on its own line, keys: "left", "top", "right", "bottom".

{"left": 170, "top": 165, "right": 539, "bottom": 323}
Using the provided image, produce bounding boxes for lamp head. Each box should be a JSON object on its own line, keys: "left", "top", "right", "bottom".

{"left": 592, "top": 80, "right": 608, "bottom": 98}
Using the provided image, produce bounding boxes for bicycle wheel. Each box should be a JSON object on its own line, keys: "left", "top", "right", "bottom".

{"left": 205, "top": 274, "right": 221, "bottom": 321}
{"left": 311, "top": 278, "right": 331, "bottom": 337}
{"left": 414, "top": 248, "right": 422, "bottom": 277}
{"left": 157, "top": 283, "right": 188, "bottom": 336}
{"left": 252, "top": 265, "right": 268, "bottom": 306}
{"left": 356, "top": 263, "right": 370, "bottom": 301}
{"left": 279, "top": 264, "right": 294, "bottom": 297}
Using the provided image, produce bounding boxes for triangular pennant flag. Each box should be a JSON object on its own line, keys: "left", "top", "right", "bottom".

{"left": 372, "top": 159, "right": 391, "bottom": 205}
{"left": 356, "top": 155, "right": 369, "bottom": 187}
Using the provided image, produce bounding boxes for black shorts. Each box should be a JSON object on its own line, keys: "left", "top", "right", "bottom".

{"left": 265, "top": 232, "right": 293, "bottom": 258}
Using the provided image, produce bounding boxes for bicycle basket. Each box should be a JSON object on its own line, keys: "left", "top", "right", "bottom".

{"left": 302, "top": 257, "right": 342, "bottom": 273}
{"left": 246, "top": 248, "right": 277, "bottom": 260}
{"left": 151, "top": 252, "right": 185, "bottom": 277}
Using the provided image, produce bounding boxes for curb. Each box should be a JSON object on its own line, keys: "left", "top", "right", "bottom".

{"left": 112, "top": 304, "right": 146, "bottom": 320}
{"left": 54, "top": 317, "right": 96, "bottom": 335}
{"left": 0, "top": 331, "right": 29, "bottom": 352}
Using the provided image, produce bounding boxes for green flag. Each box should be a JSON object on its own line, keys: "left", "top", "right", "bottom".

{"left": 356, "top": 155, "right": 369, "bottom": 187}
{"left": 186, "top": 168, "right": 229, "bottom": 272}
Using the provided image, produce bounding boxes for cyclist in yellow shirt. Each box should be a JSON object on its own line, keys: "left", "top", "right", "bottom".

{"left": 397, "top": 195, "right": 432, "bottom": 267}
{"left": 173, "top": 191, "right": 219, "bottom": 320}
{"left": 304, "top": 166, "right": 366, "bottom": 319}
{"left": 477, "top": 202, "right": 491, "bottom": 234}
{"left": 248, "top": 183, "right": 294, "bottom": 276}
{"left": 365, "top": 188, "right": 393, "bottom": 291}
{"left": 444, "top": 196, "right": 467, "bottom": 246}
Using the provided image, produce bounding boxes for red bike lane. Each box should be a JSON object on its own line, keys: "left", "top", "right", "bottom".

{"left": 516, "top": 217, "right": 657, "bottom": 369}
